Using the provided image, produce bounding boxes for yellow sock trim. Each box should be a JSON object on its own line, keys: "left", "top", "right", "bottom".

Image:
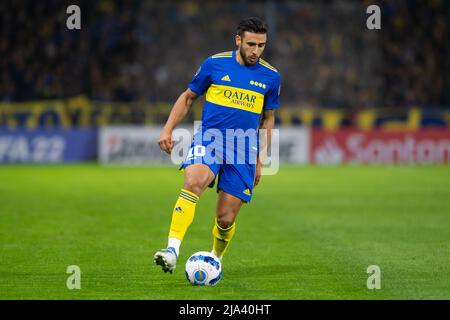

{"left": 179, "top": 188, "right": 199, "bottom": 203}
{"left": 168, "top": 189, "right": 199, "bottom": 241}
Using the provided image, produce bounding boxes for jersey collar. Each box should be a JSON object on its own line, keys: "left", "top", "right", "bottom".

{"left": 233, "top": 50, "right": 259, "bottom": 70}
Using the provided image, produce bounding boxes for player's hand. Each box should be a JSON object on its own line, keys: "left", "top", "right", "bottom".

{"left": 158, "top": 128, "right": 174, "bottom": 154}
{"left": 254, "top": 162, "right": 263, "bottom": 187}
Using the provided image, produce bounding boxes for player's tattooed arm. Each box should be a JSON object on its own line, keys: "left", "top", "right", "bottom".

{"left": 255, "top": 109, "right": 275, "bottom": 186}
{"left": 158, "top": 89, "right": 199, "bottom": 154}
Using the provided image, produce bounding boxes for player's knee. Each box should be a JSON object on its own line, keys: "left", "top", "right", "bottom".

{"left": 183, "top": 177, "right": 204, "bottom": 196}
{"left": 216, "top": 215, "right": 235, "bottom": 229}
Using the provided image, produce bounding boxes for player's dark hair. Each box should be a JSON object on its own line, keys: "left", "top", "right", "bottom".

{"left": 237, "top": 17, "right": 268, "bottom": 37}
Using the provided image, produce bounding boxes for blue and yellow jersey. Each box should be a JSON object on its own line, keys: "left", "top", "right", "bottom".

{"left": 188, "top": 50, "right": 281, "bottom": 133}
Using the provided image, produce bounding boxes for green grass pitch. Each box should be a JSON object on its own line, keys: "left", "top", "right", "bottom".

{"left": 0, "top": 164, "right": 449, "bottom": 299}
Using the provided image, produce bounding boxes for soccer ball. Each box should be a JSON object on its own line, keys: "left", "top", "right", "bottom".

{"left": 185, "top": 251, "right": 222, "bottom": 286}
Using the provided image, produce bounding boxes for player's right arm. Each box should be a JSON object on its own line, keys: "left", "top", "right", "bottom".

{"left": 158, "top": 57, "right": 213, "bottom": 154}
{"left": 158, "top": 88, "right": 198, "bottom": 154}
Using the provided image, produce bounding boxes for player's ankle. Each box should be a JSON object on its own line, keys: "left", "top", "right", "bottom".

{"left": 167, "top": 246, "right": 178, "bottom": 259}
{"left": 167, "top": 237, "right": 181, "bottom": 257}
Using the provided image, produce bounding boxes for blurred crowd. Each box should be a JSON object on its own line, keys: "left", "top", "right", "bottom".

{"left": 0, "top": 0, "right": 448, "bottom": 110}
{"left": 381, "top": 0, "right": 449, "bottom": 108}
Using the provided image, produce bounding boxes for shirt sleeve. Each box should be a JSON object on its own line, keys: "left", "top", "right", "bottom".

{"left": 188, "top": 57, "right": 213, "bottom": 96}
{"left": 263, "top": 72, "right": 281, "bottom": 110}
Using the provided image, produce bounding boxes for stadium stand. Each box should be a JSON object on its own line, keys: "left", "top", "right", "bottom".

{"left": 0, "top": 0, "right": 449, "bottom": 129}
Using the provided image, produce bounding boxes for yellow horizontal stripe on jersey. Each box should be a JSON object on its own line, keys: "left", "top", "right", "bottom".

{"left": 205, "top": 84, "right": 264, "bottom": 114}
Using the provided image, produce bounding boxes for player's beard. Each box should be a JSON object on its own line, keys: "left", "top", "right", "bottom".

{"left": 239, "top": 47, "right": 258, "bottom": 66}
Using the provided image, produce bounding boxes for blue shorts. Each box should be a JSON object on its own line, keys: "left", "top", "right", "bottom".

{"left": 179, "top": 133, "right": 257, "bottom": 203}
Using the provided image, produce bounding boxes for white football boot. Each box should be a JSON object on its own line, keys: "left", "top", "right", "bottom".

{"left": 154, "top": 247, "right": 177, "bottom": 273}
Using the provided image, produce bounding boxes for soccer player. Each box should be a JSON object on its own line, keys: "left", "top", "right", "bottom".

{"left": 154, "top": 17, "right": 281, "bottom": 273}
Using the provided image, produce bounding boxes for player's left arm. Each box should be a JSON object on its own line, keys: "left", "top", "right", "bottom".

{"left": 255, "top": 71, "right": 281, "bottom": 187}
{"left": 255, "top": 109, "right": 275, "bottom": 187}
